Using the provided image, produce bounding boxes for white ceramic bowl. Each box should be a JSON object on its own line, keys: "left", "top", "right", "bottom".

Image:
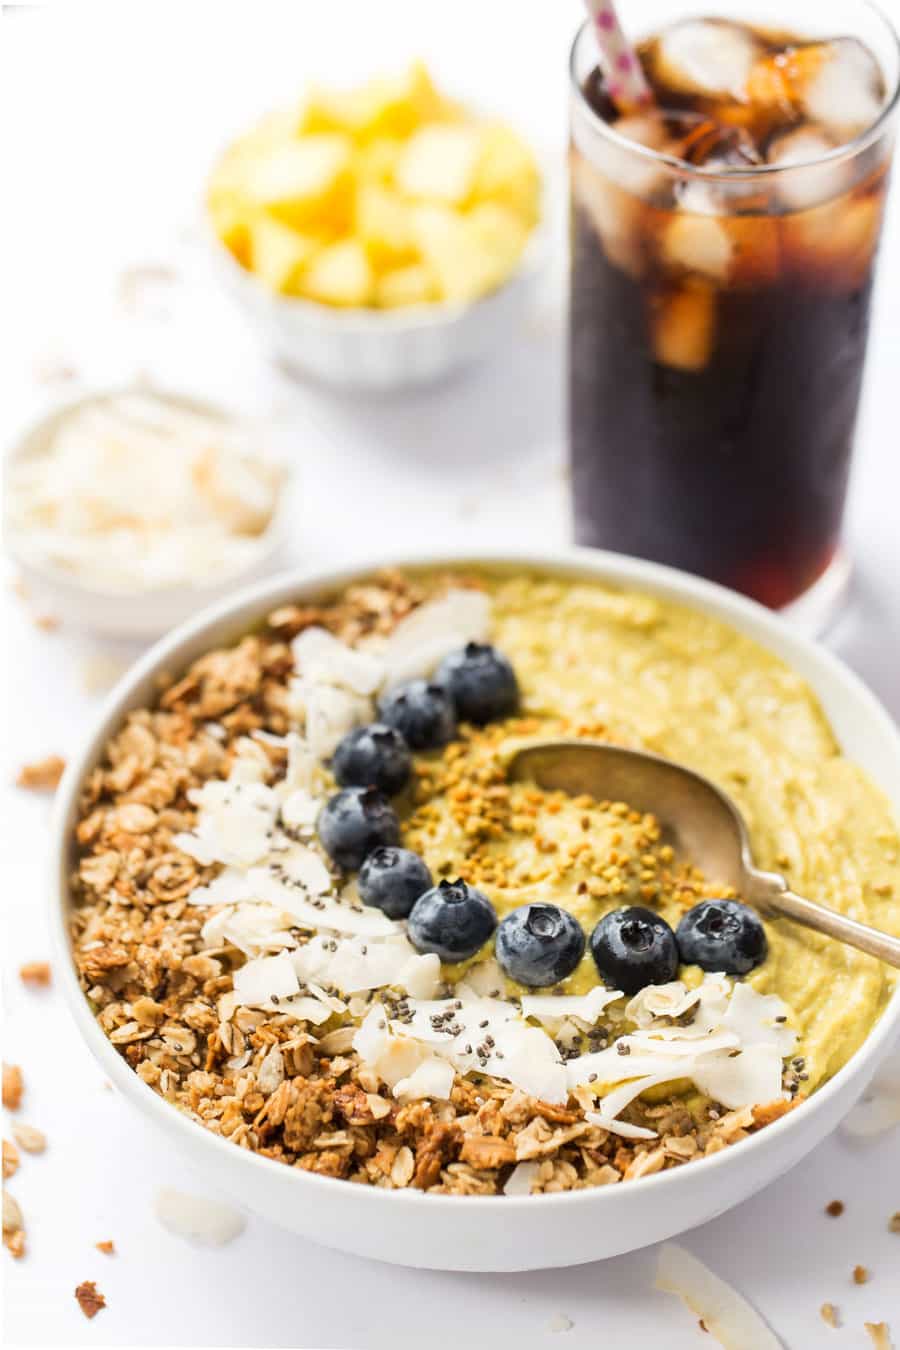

{"left": 49, "top": 549, "right": 900, "bottom": 1271}
{"left": 4, "top": 388, "right": 290, "bottom": 640}
{"left": 206, "top": 216, "right": 548, "bottom": 391}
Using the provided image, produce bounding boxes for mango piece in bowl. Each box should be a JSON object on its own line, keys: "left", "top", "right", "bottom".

{"left": 207, "top": 63, "right": 541, "bottom": 309}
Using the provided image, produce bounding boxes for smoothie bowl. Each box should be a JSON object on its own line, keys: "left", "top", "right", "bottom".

{"left": 50, "top": 551, "right": 900, "bottom": 1270}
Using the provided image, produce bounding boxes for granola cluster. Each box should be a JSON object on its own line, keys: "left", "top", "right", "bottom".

{"left": 69, "top": 571, "right": 790, "bottom": 1196}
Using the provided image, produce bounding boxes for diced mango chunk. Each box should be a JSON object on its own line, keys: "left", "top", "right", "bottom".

{"left": 244, "top": 135, "right": 353, "bottom": 229}
{"left": 356, "top": 184, "right": 415, "bottom": 268}
{"left": 300, "top": 239, "right": 373, "bottom": 307}
{"left": 411, "top": 204, "right": 508, "bottom": 303}
{"left": 471, "top": 122, "right": 542, "bottom": 225}
{"left": 249, "top": 216, "right": 319, "bottom": 294}
{"left": 355, "top": 137, "right": 405, "bottom": 185}
{"left": 396, "top": 125, "right": 483, "bottom": 204}
{"left": 466, "top": 202, "right": 531, "bottom": 275}
{"left": 375, "top": 263, "right": 437, "bottom": 308}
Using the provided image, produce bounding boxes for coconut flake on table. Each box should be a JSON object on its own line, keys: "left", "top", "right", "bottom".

{"left": 377, "top": 588, "right": 492, "bottom": 687}
{"left": 7, "top": 392, "right": 284, "bottom": 593}
{"left": 655, "top": 1243, "right": 785, "bottom": 1349}
{"left": 154, "top": 1187, "right": 246, "bottom": 1248}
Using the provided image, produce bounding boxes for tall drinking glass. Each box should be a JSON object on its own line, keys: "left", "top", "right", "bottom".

{"left": 569, "top": 0, "right": 900, "bottom": 631}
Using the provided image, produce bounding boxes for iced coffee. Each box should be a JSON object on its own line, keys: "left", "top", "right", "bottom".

{"left": 570, "top": 7, "right": 898, "bottom": 613}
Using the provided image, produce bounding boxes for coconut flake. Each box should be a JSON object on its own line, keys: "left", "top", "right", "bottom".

{"left": 201, "top": 902, "right": 296, "bottom": 955}
{"left": 585, "top": 1112, "right": 659, "bottom": 1141}
{"left": 460, "top": 958, "right": 505, "bottom": 997}
{"left": 174, "top": 778, "right": 279, "bottom": 868}
{"left": 655, "top": 1243, "right": 785, "bottom": 1349}
{"left": 503, "top": 1160, "right": 539, "bottom": 1196}
{"left": 273, "top": 843, "right": 333, "bottom": 895}
{"left": 292, "top": 626, "right": 385, "bottom": 696}
{"left": 521, "top": 986, "right": 624, "bottom": 1029}
{"left": 288, "top": 679, "right": 373, "bottom": 759}
{"left": 693, "top": 1044, "right": 785, "bottom": 1110}
{"left": 187, "top": 868, "right": 254, "bottom": 908}
{"left": 626, "top": 980, "right": 704, "bottom": 1026}
{"left": 722, "top": 983, "right": 797, "bottom": 1056}
{"left": 280, "top": 789, "right": 320, "bottom": 831}
{"left": 394, "top": 1057, "right": 455, "bottom": 1103}
{"left": 233, "top": 951, "right": 300, "bottom": 1005}
{"left": 248, "top": 865, "right": 396, "bottom": 937}
{"left": 379, "top": 588, "right": 492, "bottom": 686}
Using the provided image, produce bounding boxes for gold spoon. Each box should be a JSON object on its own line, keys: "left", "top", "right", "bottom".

{"left": 507, "top": 740, "right": 900, "bottom": 970}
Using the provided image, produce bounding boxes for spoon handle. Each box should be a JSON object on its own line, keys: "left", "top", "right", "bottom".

{"left": 768, "top": 888, "right": 900, "bottom": 969}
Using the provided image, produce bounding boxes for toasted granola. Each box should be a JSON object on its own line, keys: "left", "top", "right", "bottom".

{"left": 65, "top": 571, "right": 838, "bottom": 1196}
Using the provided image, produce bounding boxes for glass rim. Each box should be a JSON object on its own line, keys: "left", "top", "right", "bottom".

{"left": 569, "top": 2, "right": 900, "bottom": 182}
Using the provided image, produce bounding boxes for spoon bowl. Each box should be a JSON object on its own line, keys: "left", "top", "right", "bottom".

{"left": 509, "top": 740, "right": 900, "bottom": 969}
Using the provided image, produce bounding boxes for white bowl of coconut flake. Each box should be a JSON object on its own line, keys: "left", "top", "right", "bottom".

{"left": 4, "top": 386, "right": 290, "bottom": 639}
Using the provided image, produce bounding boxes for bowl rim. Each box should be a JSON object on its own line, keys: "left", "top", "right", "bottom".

{"left": 3, "top": 384, "right": 291, "bottom": 603}
{"left": 49, "top": 545, "right": 900, "bottom": 1211}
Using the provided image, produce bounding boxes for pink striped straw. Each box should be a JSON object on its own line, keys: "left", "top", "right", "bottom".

{"left": 582, "top": 0, "right": 653, "bottom": 112}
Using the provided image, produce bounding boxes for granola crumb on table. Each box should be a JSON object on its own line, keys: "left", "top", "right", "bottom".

{"left": 18, "top": 962, "right": 52, "bottom": 988}
{"left": 2, "top": 1139, "right": 19, "bottom": 1180}
{"left": 2, "top": 1064, "right": 24, "bottom": 1112}
{"left": 16, "top": 755, "right": 66, "bottom": 792}
{"left": 75, "top": 1281, "right": 106, "bottom": 1319}
{"left": 67, "top": 571, "right": 801, "bottom": 1197}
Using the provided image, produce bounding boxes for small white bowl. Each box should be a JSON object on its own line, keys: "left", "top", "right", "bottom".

{"left": 205, "top": 214, "right": 548, "bottom": 392}
{"left": 49, "top": 548, "right": 900, "bottom": 1271}
{"left": 3, "top": 388, "right": 290, "bottom": 640}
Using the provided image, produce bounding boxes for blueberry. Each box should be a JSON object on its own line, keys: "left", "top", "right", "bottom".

{"left": 495, "top": 904, "right": 585, "bottom": 988}
{"left": 436, "top": 643, "right": 519, "bottom": 725}
{"left": 407, "top": 879, "right": 497, "bottom": 963}
{"left": 317, "top": 787, "right": 400, "bottom": 871}
{"left": 590, "top": 907, "right": 678, "bottom": 996}
{"left": 378, "top": 680, "right": 457, "bottom": 750}
{"left": 331, "top": 723, "right": 412, "bottom": 796}
{"left": 676, "top": 900, "right": 767, "bottom": 976}
{"left": 358, "top": 847, "right": 433, "bottom": 919}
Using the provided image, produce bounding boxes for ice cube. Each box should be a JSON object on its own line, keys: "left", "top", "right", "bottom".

{"left": 570, "top": 147, "right": 646, "bottom": 278}
{"left": 661, "top": 213, "right": 733, "bottom": 281}
{"left": 766, "top": 126, "right": 850, "bottom": 211}
{"left": 653, "top": 19, "right": 762, "bottom": 99}
{"left": 673, "top": 122, "right": 765, "bottom": 217}
{"left": 747, "top": 40, "right": 884, "bottom": 139}
{"left": 587, "top": 111, "right": 674, "bottom": 200}
{"left": 804, "top": 39, "right": 885, "bottom": 139}
{"left": 650, "top": 281, "right": 717, "bottom": 372}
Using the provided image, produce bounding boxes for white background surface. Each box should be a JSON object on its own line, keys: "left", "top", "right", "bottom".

{"left": 1, "top": 2, "right": 899, "bottom": 1346}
